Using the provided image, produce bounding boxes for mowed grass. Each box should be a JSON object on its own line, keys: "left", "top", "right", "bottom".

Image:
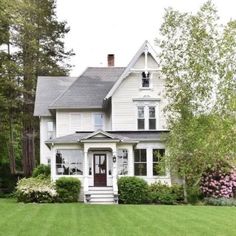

{"left": 0, "top": 199, "right": 236, "bottom": 236}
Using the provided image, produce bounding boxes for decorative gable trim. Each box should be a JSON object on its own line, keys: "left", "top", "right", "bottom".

{"left": 81, "top": 129, "right": 116, "bottom": 140}
{"left": 104, "top": 40, "right": 160, "bottom": 99}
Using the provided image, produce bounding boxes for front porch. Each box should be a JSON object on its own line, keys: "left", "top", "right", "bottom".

{"left": 47, "top": 130, "right": 171, "bottom": 204}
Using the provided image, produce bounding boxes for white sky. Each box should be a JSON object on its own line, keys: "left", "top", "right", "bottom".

{"left": 56, "top": 0, "right": 236, "bottom": 76}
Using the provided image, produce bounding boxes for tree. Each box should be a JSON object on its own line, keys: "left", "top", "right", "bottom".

{"left": 11, "top": 0, "right": 74, "bottom": 176}
{"left": 158, "top": 1, "right": 236, "bottom": 202}
{"left": 0, "top": 0, "right": 73, "bottom": 176}
{"left": 0, "top": 0, "right": 22, "bottom": 174}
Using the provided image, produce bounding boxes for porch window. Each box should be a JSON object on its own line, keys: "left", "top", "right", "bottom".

{"left": 134, "top": 149, "right": 147, "bottom": 176}
{"left": 153, "top": 149, "right": 165, "bottom": 176}
{"left": 117, "top": 149, "right": 128, "bottom": 175}
{"left": 94, "top": 113, "right": 104, "bottom": 130}
{"left": 149, "top": 106, "right": 156, "bottom": 130}
{"left": 137, "top": 106, "right": 145, "bottom": 130}
{"left": 56, "top": 150, "right": 83, "bottom": 175}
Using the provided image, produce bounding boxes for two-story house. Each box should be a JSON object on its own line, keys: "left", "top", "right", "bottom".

{"left": 34, "top": 41, "right": 170, "bottom": 204}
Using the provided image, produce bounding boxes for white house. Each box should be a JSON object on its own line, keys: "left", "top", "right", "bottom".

{"left": 34, "top": 41, "right": 170, "bottom": 204}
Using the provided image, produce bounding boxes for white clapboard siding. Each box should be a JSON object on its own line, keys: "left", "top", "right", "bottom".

{"left": 56, "top": 110, "right": 111, "bottom": 136}
{"left": 112, "top": 54, "right": 166, "bottom": 131}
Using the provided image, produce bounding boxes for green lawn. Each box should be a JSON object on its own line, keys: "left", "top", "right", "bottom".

{"left": 0, "top": 199, "right": 236, "bottom": 236}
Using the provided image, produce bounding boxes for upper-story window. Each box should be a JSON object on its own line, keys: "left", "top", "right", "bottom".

{"left": 70, "top": 113, "right": 81, "bottom": 132}
{"left": 137, "top": 106, "right": 145, "bottom": 130}
{"left": 137, "top": 106, "right": 156, "bottom": 130}
{"left": 142, "top": 71, "right": 150, "bottom": 88}
{"left": 94, "top": 113, "right": 104, "bottom": 130}
{"left": 149, "top": 106, "right": 156, "bottom": 130}
{"left": 47, "top": 121, "right": 55, "bottom": 139}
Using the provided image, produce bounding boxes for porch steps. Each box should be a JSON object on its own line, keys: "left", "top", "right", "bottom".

{"left": 87, "top": 187, "right": 116, "bottom": 204}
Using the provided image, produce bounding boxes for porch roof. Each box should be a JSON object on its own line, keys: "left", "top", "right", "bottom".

{"left": 45, "top": 130, "right": 169, "bottom": 145}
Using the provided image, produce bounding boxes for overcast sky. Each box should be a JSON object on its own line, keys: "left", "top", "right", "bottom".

{"left": 56, "top": 0, "right": 236, "bottom": 76}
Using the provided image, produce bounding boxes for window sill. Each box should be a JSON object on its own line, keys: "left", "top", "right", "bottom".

{"left": 139, "top": 87, "right": 153, "bottom": 91}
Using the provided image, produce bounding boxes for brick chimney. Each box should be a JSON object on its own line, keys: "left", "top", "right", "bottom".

{"left": 107, "top": 54, "right": 115, "bottom": 67}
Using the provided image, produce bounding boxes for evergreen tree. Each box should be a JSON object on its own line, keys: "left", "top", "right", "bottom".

{"left": 11, "top": 0, "right": 74, "bottom": 176}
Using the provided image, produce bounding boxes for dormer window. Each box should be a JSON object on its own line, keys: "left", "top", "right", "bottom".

{"left": 142, "top": 71, "right": 150, "bottom": 88}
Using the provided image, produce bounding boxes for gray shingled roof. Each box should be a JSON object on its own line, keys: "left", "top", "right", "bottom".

{"left": 49, "top": 67, "right": 125, "bottom": 109}
{"left": 45, "top": 131, "right": 168, "bottom": 144}
{"left": 34, "top": 76, "right": 77, "bottom": 116}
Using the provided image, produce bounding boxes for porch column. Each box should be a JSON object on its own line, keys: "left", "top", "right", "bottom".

{"left": 83, "top": 151, "right": 88, "bottom": 193}
{"left": 51, "top": 145, "right": 56, "bottom": 181}
{"left": 112, "top": 149, "right": 118, "bottom": 194}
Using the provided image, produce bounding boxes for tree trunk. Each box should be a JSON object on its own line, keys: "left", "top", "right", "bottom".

{"left": 183, "top": 174, "right": 188, "bottom": 203}
{"left": 7, "top": 39, "right": 16, "bottom": 174}
{"left": 8, "top": 112, "right": 16, "bottom": 174}
{"left": 22, "top": 127, "right": 35, "bottom": 176}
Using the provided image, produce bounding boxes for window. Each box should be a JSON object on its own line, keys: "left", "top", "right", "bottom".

{"left": 117, "top": 149, "right": 128, "bottom": 175}
{"left": 137, "top": 107, "right": 145, "bottom": 130}
{"left": 56, "top": 150, "right": 83, "bottom": 175}
{"left": 137, "top": 106, "right": 157, "bottom": 130}
{"left": 47, "top": 121, "right": 55, "bottom": 139}
{"left": 70, "top": 113, "right": 81, "bottom": 132}
{"left": 153, "top": 149, "right": 165, "bottom": 176}
{"left": 134, "top": 149, "right": 147, "bottom": 176}
{"left": 149, "top": 107, "right": 156, "bottom": 130}
{"left": 142, "top": 71, "right": 150, "bottom": 88}
{"left": 94, "top": 113, "right": 104, "bottom": 130}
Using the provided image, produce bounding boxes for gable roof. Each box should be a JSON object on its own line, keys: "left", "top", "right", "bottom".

{"left": 49, "top": 67, "right": 125, "bottom": 109}
{"left": 82, "top": 130, "right": 116, "bottom": 140}
{"left": 34, "top": 76, "right": 77, "bottom": 116}
{"left": 105, "top": 40, "right": 159, "bottom": 99}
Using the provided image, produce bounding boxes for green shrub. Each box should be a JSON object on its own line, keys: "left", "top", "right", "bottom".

{"left": 149, "top": 182, "right": 184, "bottom": 204}
{"left": 0, "top": 163, "right": 18, "bottom": 196}
{"left": 187, "top": 186, "right": 203, "bottom": 204}
{"left": 55, "top": 177, "right": 81, "bottom": 202}
{"left": 118, "top": 176, "right": 149, "bottom": 204}
{"left": 16, "top": 177, "right": 57, "bottom": 203}
{"left": 204, "top": 197, "right": 236, "bottom": 206}
{"left": 32, "top": 164, "right": 50, "bottom": 178}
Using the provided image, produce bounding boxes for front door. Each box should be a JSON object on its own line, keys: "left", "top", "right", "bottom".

{"left": 94, "top": 154, "right": 107, "bottom": 186}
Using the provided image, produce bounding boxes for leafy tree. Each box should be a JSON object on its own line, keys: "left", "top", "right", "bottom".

{"left": 158, "top": 1, "right": 236, "bottom": 202}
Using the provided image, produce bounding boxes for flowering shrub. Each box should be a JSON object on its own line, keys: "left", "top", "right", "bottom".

{"left": 16, "top": 177, "right": 57, "bottom": 203}
{"left": 201, "top": 169, "right": 236, "bottom": 199}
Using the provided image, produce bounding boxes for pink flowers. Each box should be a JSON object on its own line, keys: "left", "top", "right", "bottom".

{"left": 201, "top": 168, "right": 236, "bottom": 199}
